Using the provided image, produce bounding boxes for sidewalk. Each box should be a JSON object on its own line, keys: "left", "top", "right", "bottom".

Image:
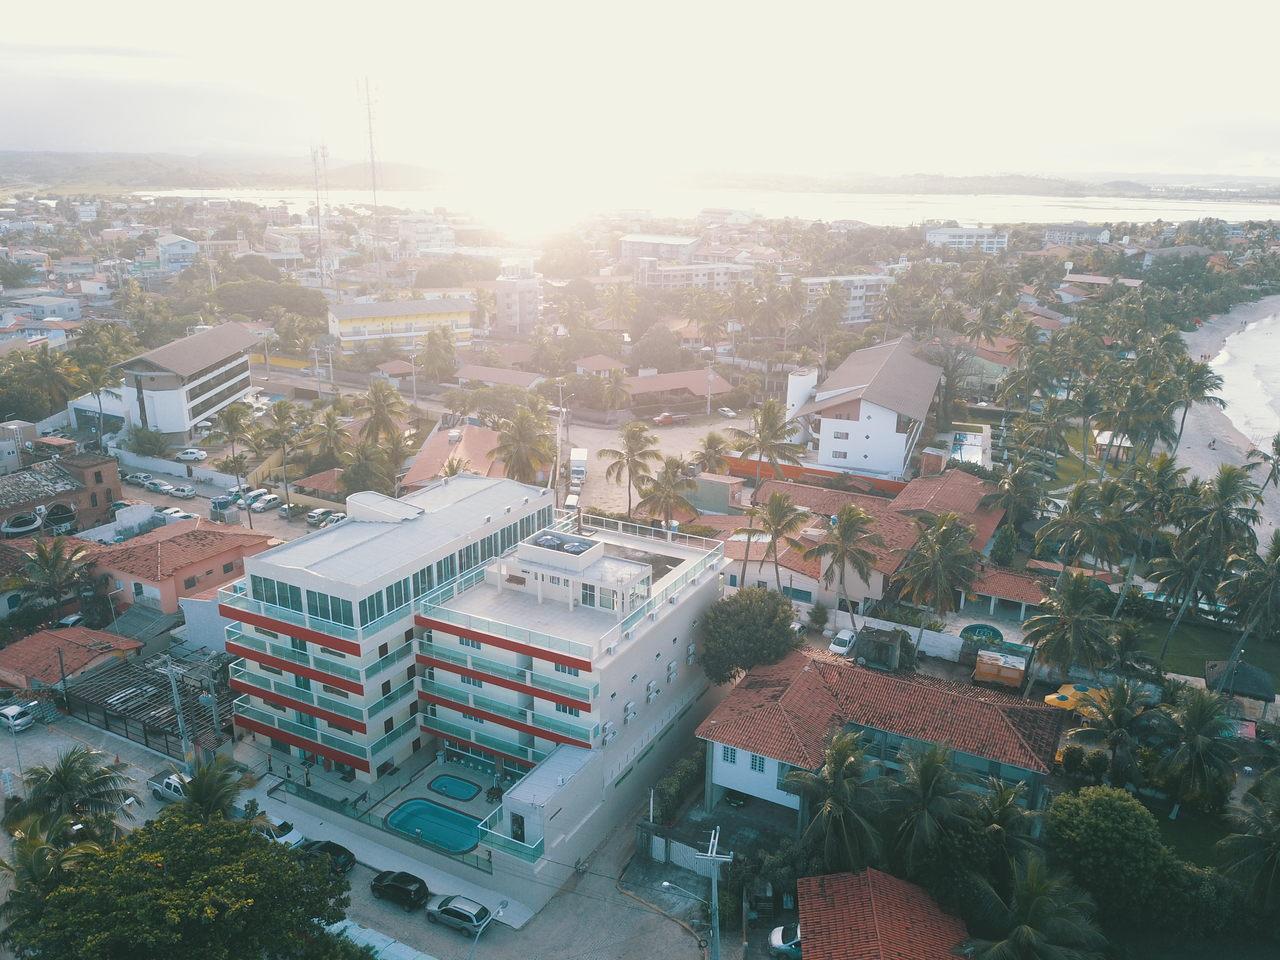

{"left": 241, "top": 774, "right": 534, "bottom": 929}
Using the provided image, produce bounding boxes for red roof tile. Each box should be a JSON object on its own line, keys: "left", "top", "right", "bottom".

{"left": 402, "top": 424, "right": 504, "bottom": 489}
{"left": 0, "top": 626, "right": 141, "bottom": 686}
{"left": 890, "top": 470, "right": 1004, "bottom": 552}
{"left": 797, "top": 869, "right": 968, "bottom": 960}
{"left": 696, "top": 648, "right": 1063, "bottom": 774}
{"left": 294, "top": 467, "right": 344, "bottom": 495}
{"left": 623, "top": 368, "right": 733, "bottom": 398}
{"left": 971, "top": 564, "right": 1048, "bottom": 605}
{"left": 85, "top": 520, "right": 274, "bottom": 582}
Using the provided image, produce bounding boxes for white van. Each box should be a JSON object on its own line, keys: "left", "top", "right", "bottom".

{"left": 563, "top": 494, "right": 580, "bottom": 510}
{"left": 240, "top": 488, "right": 269, "bottom": 506}
{"left": 0, "top": 703, "right": 37, "bottom": 733}
{"left": 250, "top": 493, "right": 282, "bottom": 513}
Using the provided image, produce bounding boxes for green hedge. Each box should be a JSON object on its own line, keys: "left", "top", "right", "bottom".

{"left": 651, "top": 747, "right": 706, "bottom": 824}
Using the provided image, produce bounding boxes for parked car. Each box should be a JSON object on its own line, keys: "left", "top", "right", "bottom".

{"left": 370, "top": 870, "right": 430, "bottom": 911}
{"left": 124, "top": 473, "right": 152, "bottom": 486}
{"left": 768, "top": 923, "right": 802, "bottom": 959}
{"left": 828, "top": 628, "right": 855, "bottom": 656}
{"left": 652, "top": 412, "right": 676, "bottom": 426}
{"left": 789, "top": 620, "right": 807, "bottom": 636}
{"left": 108, "top": 500, "right": 134, "bottom": 514}
{"left": 210, "top": 495, "right": 236, "bottom": 511}
{"left": 169, "top": 510, "right": 198, "bottom": 520}
{"left": 255, "top": 815, "right": 305, "bottom": 848}
{"left": 238, "top": 488, "right": 269, "bottom": 506}
{"left": 170, "top": 485, "right": 197, "bottom": 499}
{"left": 321, "top": 512, "right": 346, "bottom": 527}
{"left": 144, "top": 479, "right": 175, "bottom": 495}
{"left": 161, "top": 507, "right": 188, "bottom": 517}
{"left": 717, "top": 407, "right": 737, "bottom": 419}
{"left": 279, "top": 503, "right": 308, "bottom": 519}
{"left": 146, "top": 769, "right": 191, "bottom": 803}
{"left": 425, "top": 895, "right": 493, "bottom": 936}
{"left": 251, "top": 494, "right": 282, "bottom": 513}
{"left": 305, "top": 508, "right": 333, "bottom": 526}
{"left": 226, "top": 484, "right": 251, "bottom": 498}
{"left": 56, "top": 614, "right": 84, "bottom": 628}
{"left": 0, "top": 703, "right": 36, "bottom": 733}
{"left": 176, "top": 448, "right": 207, "bottom": 462}
{"left": 299, "top": 840, "right": 355, "bottom": 875}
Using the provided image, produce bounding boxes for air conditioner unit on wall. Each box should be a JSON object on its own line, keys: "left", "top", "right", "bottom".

{"left": 602, "top": 730, "right": 617, "bottom": 745}
{"left": 646, "top": 691, "right": 660, "bottom": 704}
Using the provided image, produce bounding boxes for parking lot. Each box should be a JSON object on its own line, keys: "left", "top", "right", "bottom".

{"left": 117, "top": 473, "right": 307, "bottom": 542}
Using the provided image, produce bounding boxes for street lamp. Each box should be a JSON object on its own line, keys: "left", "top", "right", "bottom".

{"left": 662, "top": 881, "right": 717, "bottom": 960}
{"left": 466, "top": 898, "right": 507, "bottom": 960}
{"left": 7, "top": 721, "right": 23, "bottom": 778}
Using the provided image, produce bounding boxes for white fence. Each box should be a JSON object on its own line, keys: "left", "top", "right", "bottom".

{"left": 110, "top": 447, "right": 238, "bottom": 487}
{"left": 853, "top": 613, "right": 966, "bottom": 663}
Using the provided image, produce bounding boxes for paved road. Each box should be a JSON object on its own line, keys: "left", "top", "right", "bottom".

{"left": 116, "top": 478, "right": 306, "bottom": 542}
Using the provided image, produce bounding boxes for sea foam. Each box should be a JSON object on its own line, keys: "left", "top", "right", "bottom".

{"left": 1212, "top": 313, "right": 1280, "bottom": 446}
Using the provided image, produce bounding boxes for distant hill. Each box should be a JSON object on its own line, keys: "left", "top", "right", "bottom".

{"left": 0, "top": 151, "right": 437, "bottom": 194}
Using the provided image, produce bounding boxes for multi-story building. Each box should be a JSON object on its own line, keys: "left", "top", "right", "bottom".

{"left": 634, "top": 257, "right": 753, "bottom": 293}
{"left": 488, "top": 267, "right": 541, "bottom": 336}
{"left": 924, "top": 226, "right": 1008, "bottom": 254}
{"left": 112, "top": 323, "right": 260, "bottom": 437}
{"left": 618, "top": 233, "right": 700, "bottom": 265}
{"left": 786, "top": 338, "right": 941, "bottom": 480}
{"left": 1042, "top": 223, "right": 1111, "bottom": 246}
{"left": 155, "top": 234, "right": 199, "bottom": 271}
{"left": 798, "top": 274, "right": 895, "bottom": 324}
{"left": 396, "top": 215, "right": 456, "bottom": 258}
{"left": 327, "top": 299, "right": 474, "bottom": 354}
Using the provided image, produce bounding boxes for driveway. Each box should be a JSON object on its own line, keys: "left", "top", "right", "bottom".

{"left": 567, "top": 413, "right": 749, "bottom": 514}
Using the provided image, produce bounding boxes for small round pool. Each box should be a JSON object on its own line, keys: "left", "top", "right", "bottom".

{"left": 385, "top": 798, "right": 481, "bottom": 854}
{"left": 960, "top": 623, "right": 1004, "bottom": 644}
{"left": 428, "top": 773, "right": 481, "bottom": 802}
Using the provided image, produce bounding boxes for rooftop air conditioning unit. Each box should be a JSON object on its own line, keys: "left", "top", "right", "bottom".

{"left": 622, "top": 630, "right": 633, "bottom": 642}
{"left": 686, "top": 652, "right": 696, "bottom": 666}
{"left": 484, "top": 515, "right": 491, "bottom": 523}
{"left": 646, "top": 680, "right": 658, "bottom": 694}
{"left": 605, "top": 643, "right": 617, "bottom": 656}
{"left": 602, "top": 730, "right": 617, "bottom": 745}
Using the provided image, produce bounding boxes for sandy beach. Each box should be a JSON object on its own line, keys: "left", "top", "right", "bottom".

{"left": 1178, "top": 293, "right": 1280, "bottom": 542}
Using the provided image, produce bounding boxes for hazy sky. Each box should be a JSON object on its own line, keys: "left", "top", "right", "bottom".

{"left": 4, "top": 0, "right": 1278, "bottom": 183}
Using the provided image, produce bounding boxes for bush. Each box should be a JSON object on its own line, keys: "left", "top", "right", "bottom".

{"left": 1083, "top": 750, "right": 1110, "bottom": 784}
{"left": 651, "top": 748, "right": 706, "bottom": 824}
{"left": 808, "top": 601, "right": 829, "bottom": 632}
{"left": 989, "top": 525, "right": 1017, "bottom": 566}
{"left": 697, "top": 588, "right": 801, "bottom": 684}
{"left": 1059, "top": 744, "right": 1085, "bottom": 778}
{"left": 124, "top": 426, "right": 169, "bottom": 457}
{"left": 865, "top": 602, "right": 944, "bottom": 633}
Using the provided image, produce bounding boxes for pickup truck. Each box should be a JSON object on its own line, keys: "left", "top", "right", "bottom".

{"left": 147, "top": 769, "right": 191, "bottom": 803}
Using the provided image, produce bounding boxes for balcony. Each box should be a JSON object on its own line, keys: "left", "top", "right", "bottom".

{"left": 226, "top": 628, "right": 362, "bottom": 683}
{"left": 219, "top": 584, "right": 417, "bottom": 648}
{"left": 234, "top": 697, "right": 368, "bottom": 761}
{"left": 419, "top": 714, "right": 548, "bottom": 767}
{"left": 421, "top": 679, "right": 595, "bottom": 746}
{"left": 366, "top": 678, "right": 416, "bottom": 718}
{"left": 364, "top": 641, "right": 414, "bottom": 679}
{"left": 417, "top": 640, "right": 596, "bottom": 707}
{"left": 229, "top": 664, "right": 365, "bottom": 723}
{"left": 478, "top": 806, "right": 544, "bottom": 863}
{"left": 369, "top": 716, "right": 417, "bottom": 757}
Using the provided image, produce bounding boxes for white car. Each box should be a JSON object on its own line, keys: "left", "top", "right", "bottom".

{"left": 717, "top": 407, "right": 737, "bottom": 419}
{"left": 161, "top": 507, "right": 188, "bottom": 517}
{"left": 828, "top": 628, "right": 856, "bottom": 656}
{"left": 250, "top": 494, "right": 282, "bottom": 513}
{"left": 255, "top": 815, "right": 305, "bottom": 848}
{"left": 176, "top": 448, "right": 208, "bottom": 462}
{"left": 144, "top": 479, "right": 175, "bottom": 495}
{"left": 170, "top": 485, "right": 197, "bottom": 499}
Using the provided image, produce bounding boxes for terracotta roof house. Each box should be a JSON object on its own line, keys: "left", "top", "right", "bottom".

{"left": 891, "top": 470, "right": 1004, "bottom": 552}
{"left": 401, "top": 424, "right": 505, "bottom": 490}
{"left": 797, "top": 869, "right": 968, "bottom": 960}
{"left": 623, "top": 369, "right": 733, "bottom": 408}
{"left": 293, "top": 467, "right": 345, "bottom": 503}
{"left": 84, "top": 520, "right": 276, "bottom": 615}
{"left": 454, "top": 363, "right": 544, "bottom": 390}
{"left": 696, "top": 647, "right": 1064, "bottom": 819}
{"left": 574, "top": 354, "right": 626, "bottom": 376}
{"left": 787, "top": 339, "right": 941, "bottom": 481}
{"left": 0, "top": 626, "right": 141, "bottom": 690}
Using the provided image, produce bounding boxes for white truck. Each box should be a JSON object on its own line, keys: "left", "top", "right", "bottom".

{"left": 147, "top": 769, "right": 191, "bottom": 804}
{"left": 569, "top": 448, "right": 588, "bottom": 485}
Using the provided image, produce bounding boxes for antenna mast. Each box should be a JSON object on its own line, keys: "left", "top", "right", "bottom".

{"left": 361, "top": 77, "right": 383, "bottom": 288}
{"left": 311, "top": 145, "right": 327, "bottom": 297}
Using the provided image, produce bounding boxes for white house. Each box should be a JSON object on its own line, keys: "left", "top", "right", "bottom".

{"left": 924, "top": 227, "right": 1008, "bottom": 254}
{"left": 798, "top": 274, "right": 895, "bottom": 324}
{"left": 11, "top": 295, "right": 81, "bottom": 320}
{"left": 786, "top": 338, "right": 941, "bottom": 480}
{"left": 155, "top": 234, "right": 198, "bottom": 272}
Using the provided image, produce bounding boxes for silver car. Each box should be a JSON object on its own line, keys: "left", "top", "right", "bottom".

{"left": 425, "top": 895, "right": 492, "bottom": 936}
{"left": 144, "top": 479, "right": 175, "bottom": 494}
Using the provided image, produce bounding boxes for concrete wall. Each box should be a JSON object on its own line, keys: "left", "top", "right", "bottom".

{"left": 112, "top": 448, "right": 239, "bottom": 487}
{"left": 814, "top": 399, "right": 909, "bottom": 477}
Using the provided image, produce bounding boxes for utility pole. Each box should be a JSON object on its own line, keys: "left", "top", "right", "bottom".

{"left": 161, "top": 657, "right": 194, "bottom": 773}
{"left": 361, "top": 78, "right": 383, "bottom": 289}
{"left": 695, "top": 826, "right": 732, "bottom": 960}
{"left": 311, "top": 145, "right": 328, "bottom": 296}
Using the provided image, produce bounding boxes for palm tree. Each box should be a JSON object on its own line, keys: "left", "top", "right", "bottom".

{"left": 1218, "top": 781, "right": 1280, "bottom": 912}
{"left": 732, "top": 504, "right": 765, "bottom": 587}
{"left": 1034, "top": 483, "right": 1112, "bottom": 580}
{"left": 20, "top": 537, "right": 91, "bottom": 611}
{"left": 1153, "top": 687, "right": 1238, "bottom": 815}
{"left": 728, "top": 398, "right": 803, "bottom": 494}
{"left": 1245, "top": 433, "right": 1280, "bottom": 492}
{"left": 981, "top": 459, "right": 1044, "bottom": 530}
{"left": 79, "top": 363, "right": 121, "bottom": 451}
{"left": 691, "top": 431, "right": 731, "bottom": 474}
{"left": 598, "top": 420, "right": 661, "bottom": 518}
{"left": 601, "top": 368, "right": 630, "bottom": 415}
{"left": 267, "top": 399, "right": 311, "bottom": 507}
{"left": 357, "top": 378, "right": 407, "bottom": 443}
{"left": 784, "top": 731, "right": 881, "bottom": 872}
{"left": 490, "top": 408, "right": 555, "bottom": 485}
{"left": 1154, "top": 464, "right": 1260, "bottom": 666}
{"left": 208, "top": 402, "right": 256, "bottom": 526}
{"left": 1022, "top": 574, "right": 1114, "bottom": 676}
{"left": 634, "top": 456, "right": 696, "bottom": 530}
{"left": 0, "top": 815, "right": 102, "bottom": 903}
{"left": 882, "top": 744, "right": 975, "bottom": 876}
{"left": 974, "top": 779, "right": 1041, "bottom": 891}
{"left": 19, "top": 344, "right": 82, "bottom": 415}
{"left": 967, "top": 855, "right": 1107, "bottom": 960}
{"left": 1167, "top": 357, "right": 1225, "bottom": 452}
{"left": 311, "top": 407, "right": 351, "bottom": 466}
{"left": 804, "top": 504, "right": 884, "bottom": 626}
{"left": 3, "top": 747, "right": 137, "bottom": 840}
{"left": 341, "top": 440, "right": 394, "bottom": 496}
{"left": 1215, "top": 532, "right": 1280, "bottom": 697}
{"left": 1066, "top": 679, "right": 1158, "bottom": 786}
{"left": 176, "top": 755, "right": 246, "bottom": 823}
{"left": 441, "top": 455, "right": 470, "bottom": 477}
{"left": 963, "top": 306, "right": 1001, "bottom": 348}
{"left": 891, "top": 513, "right": 979, "bottom": 626}
{"left": 755, "top": 492, "right": 810, "bottom": 591}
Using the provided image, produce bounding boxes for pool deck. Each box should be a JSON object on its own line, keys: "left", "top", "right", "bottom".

{"left": 943, "top": 611, "right": 1029, "bottom": 644}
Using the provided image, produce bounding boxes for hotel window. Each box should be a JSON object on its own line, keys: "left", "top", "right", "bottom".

{"left": 555, "top": 703, "right": 581, "bottom": 717}
{"left": 722, "top": 746, "right": 737, "bottom": 765}
{"left": 750, "top": 754, "right": 766, "bottom": 773}
{"left": 358, "top": 591, "right": 386, "bottom": 625}
{"left": 832, "top": 451, "right": 849, "bottom": 460}
{"left": 833, "top": 431, "right": 849, "bottom": 440}
{"left": 223, "top": 562, "right": 234, "bottom": 574}
{"left": 459, "top": 637, "right": 481, "bottom": 650}
{"left": 599, "top": 589, "right": 616, "bottom": 611}
{"left": 555, "top": 663, "right": 580, "bottom": 677}
{"left": 581, "top": 583, "right": 596, "bottom": 607}
{"left": 461, "top": 675, "right": 483, "bottom": 688}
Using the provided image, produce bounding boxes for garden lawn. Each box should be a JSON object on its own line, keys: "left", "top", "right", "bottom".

{"left": 1133, "top": 619, "right": 1280, "bottom": 680}
{"left": 1142, "top": 799, "right": 1230, "bottom": 867}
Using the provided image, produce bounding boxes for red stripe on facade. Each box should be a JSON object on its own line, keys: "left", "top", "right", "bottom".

{"left": 416, "top": 654, "right": 592, "bottom": 712}
{"left": 414, "top": 615, "right": 593, "bottom": 673}
{"left": 229, "top": 678, "right": 368, "bottom": 734}
{"left": 218, "top": 605, "right": 363, "bottom": 656}
{"left": 419, "top": 693, "right": 593, "bottom": 750}
{"left": 226, "top": 641, "right": 365, "bottom": 695}
{"left": 418, "top": 722, "right": 536, "bottom": 769}
{"left": 233, "top": 713, "right": 370, "bottom": 772}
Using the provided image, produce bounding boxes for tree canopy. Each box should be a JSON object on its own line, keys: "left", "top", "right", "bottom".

{"left": 697, "top": 586, "right": 801, "bottom": 684}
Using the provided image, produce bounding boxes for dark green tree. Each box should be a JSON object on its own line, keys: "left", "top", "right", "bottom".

{"left": 697, "top": 587, "right": 801, "bottom": 684}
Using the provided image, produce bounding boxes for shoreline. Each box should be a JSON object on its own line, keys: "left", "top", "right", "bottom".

{"left": 1179, "top": 294, "right": 1280, "bottom": 541}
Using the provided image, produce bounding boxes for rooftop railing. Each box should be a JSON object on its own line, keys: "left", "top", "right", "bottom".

{"left": 477, "top": 806, "right": 545, "bottom": 863}
{"left": 226, "top": 628, "right": 362, "bottom": 682}
{"left": 219, "top": 582, "right": 418, "bottom": 645}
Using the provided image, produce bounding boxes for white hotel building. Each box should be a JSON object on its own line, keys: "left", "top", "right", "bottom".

{"left": 223, "top": 475, "right": 726, "bottom": 909}
{"left": 924, "top": 226, "right": 1009, "bottom": 254}
{"left": 798, "top": 274, "right": 895, "bottom": 324}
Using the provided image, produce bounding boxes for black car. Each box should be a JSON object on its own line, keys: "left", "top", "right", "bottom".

{"left": 299, "top": 839, "right": 356, "bottom": 875}
{"left": 371, "top": 870, "right": 430, "bottom": 911}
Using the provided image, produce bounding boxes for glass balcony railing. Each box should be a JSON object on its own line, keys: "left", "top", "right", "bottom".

{"left": 418, "top": 640, "right": 596, "bottom": 703}
{"left": 366, "top": 678, "right": 416, "bottom": 718}
{"left": 419, "top": 715, "right": 548, "bottom": 766}
{"left": 528, "top": 710, "right": 596, "bottom": 742}
{"left": 229, "top": 664, "right": 364, "bottom": 722}
{"left": 219, "top": 583, "right": 417, "bottom": 645}
{"left": 526, "top": 669, "right": 596, "bottom": 703}
{"left": 369, "top": 716, "right": 416, "bottom": 757}
{"left": 233, "top": 699, "right": 368, "bottom": 759}
{"left": 364, "top": 641, "right": 414, "bottom": 678}
{"left": 478, "top": 806, "right": 545, "bottom": 863}
{"left": 226, "top": 628, "right": 361, "bottom": 682}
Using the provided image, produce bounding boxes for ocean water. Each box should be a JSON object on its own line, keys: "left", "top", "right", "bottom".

{"left": 1212, "top": 312, "right": 1280, "bottom": 445}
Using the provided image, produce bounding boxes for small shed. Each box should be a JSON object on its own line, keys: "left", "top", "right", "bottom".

{"left": 1206, "top": 660, "right": 1276, "bottom": 719}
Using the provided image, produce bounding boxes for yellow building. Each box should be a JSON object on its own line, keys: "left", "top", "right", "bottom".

{"left": 327, "top": 298, "right": 473, "bottom": 353}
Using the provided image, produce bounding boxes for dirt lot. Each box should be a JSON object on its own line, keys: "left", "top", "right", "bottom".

{"left": 567, "top": 413, "right": 750, "bottom": 514}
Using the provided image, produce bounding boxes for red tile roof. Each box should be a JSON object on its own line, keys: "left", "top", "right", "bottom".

{"left": 696, "top": 648, "right": 1063, "bottom": 774}
{"left": 0, "top": 541, "right": 26, "bottom": 580}
{"left": 575, "top": 353, "right": 626, "bottom": 373}
{"left": 455, "top": 363, "right": 544, "bottom": 389}
{"left": 623, "top": 368, "right": 733, "bottom": 398}
{"left": 797, "top": 869, "right": 968, "bottom": 960}
{"left": 1025, "top": 558, "right": 1115, "bottom": 584}
{"left": 0, "top": 626, "right": 141, "bottom": 686}
{"left": 890, "top": 471, "right": 1004, "bottom": 552}
{"left": 402, "top": 424, "right": 504, "bottom": 490}
{"left": 85, "top": 520, "right": 274, "bottom": 582}
{"left": 294, "top": 467, "right": 344, "bottom": 495}
{"left": 971, "top": 564, "right": 1048, "bottom": 605}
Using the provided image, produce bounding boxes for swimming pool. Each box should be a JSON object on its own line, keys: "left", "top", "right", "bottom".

{"left": 385, "top": 798, "right": 481, "bottom": 853}
{"left": 960, "top": 623, "right": 1004, "bottom": 644}
{"left": 951, "top": 431, "right": 984, "bottom": 464}
{"left": 428, "top": 774, "right": 481, "bottom": 801}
